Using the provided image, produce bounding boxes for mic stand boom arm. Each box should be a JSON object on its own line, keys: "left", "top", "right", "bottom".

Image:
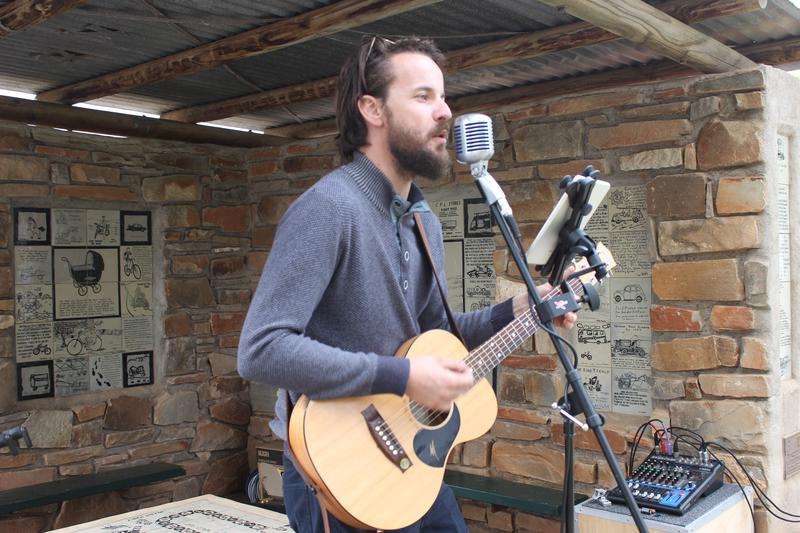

{"left": 473, "top": 170, "right": 650, "bottom": 533}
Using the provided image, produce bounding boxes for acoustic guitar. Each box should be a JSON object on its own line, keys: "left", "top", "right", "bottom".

{"left": 288, "top": 245, "right": 616, "bottom": 530}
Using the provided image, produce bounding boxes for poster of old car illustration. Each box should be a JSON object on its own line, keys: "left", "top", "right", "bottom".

{"left": 571, "top": 185, "right": 653, "bottom": 416}
{"left": 13, "top": 208, "right": 154, "bottom": 400}
{"left": 430, "top": 188, "right": 497, "bottom": 315}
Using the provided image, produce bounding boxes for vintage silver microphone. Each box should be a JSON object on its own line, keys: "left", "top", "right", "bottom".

{"left": 453, "top": 113, "right": 513, "bottom": 218}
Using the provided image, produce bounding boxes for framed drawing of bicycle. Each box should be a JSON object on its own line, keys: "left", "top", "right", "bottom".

{"left": 13, "top": 207, "right": 155, "bottom": 400}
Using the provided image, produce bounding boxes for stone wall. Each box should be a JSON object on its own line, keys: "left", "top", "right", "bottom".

{"left": 243, "top": 67, "right": 790, "bottom": 532}
{"left": 0, "top": 123, "right": 263, "bottom": 530}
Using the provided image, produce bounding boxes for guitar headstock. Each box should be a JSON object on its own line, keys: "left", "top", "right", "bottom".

{"left": 574, "top": 242, "right": 616, "bottom": 286}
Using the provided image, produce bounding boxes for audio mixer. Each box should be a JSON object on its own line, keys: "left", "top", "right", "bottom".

{"left": 607, "top": 450, "right": 724, "bottom": 515}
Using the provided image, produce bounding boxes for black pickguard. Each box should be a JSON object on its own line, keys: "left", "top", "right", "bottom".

{"left": 413, "top": 405, "right": 461, "bottom": 467}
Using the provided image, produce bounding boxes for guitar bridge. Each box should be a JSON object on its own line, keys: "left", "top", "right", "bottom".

{"left": 362, "top": 405, "right": 412, "bottom": 472}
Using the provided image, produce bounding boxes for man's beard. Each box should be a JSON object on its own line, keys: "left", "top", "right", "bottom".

{"left": 387, "top": 115, "right": 451, "bottom": 181}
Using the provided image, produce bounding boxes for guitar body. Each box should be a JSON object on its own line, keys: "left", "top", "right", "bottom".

{"left": 287, "top": 329, "right": 498, "bottom": 530}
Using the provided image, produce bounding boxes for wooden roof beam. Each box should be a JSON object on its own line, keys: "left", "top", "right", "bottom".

{"left": 262, "top": 31, "right": 799, "bottom": 140}
{"left": 0, "top": 0, "right": 87, "bottom": 38}
{"left": 162, "top": 0, "right": 766, "bottom": 124}
{"left": 35, "top": 0, "right": 441, "bottom": 105}
{"left": 0, "top": 96, "right": 285, "bottom": 147}
{"left": 535, "top": 0, "right": 757, "bottom": 73}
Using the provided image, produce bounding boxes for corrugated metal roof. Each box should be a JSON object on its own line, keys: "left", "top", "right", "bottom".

{"left": 0, "top": 0, "right": 798, "bottom": 132}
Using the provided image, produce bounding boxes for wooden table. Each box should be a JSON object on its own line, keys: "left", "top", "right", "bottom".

{"left": 52, "top": 494, "right": 292, "bottom": 532}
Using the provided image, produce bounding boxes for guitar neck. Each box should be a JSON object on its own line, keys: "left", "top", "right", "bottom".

{"left": 465, "top": 277, "right": 587, "bottom": 381}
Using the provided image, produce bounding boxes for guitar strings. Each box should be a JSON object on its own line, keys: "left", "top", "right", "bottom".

{"left": 373, "top": 277, "right": 584, "bottom": 436}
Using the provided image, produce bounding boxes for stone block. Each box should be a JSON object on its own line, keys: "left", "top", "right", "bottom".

{"left": 551, "top": 424, "right": 626, "bottom": 454}
{"left": 710, "top": 305, "right": 755, "bottom": 331}
{"left": 650, "top": 305, "right": 701, "bottom": 332}
{"left": 698, "top": 374, "right": 770, "bottom": 398}
{"left": 52, "top": 492, "right": 128, "bottom": 530}
{"left": 619, "top": 148, "right": 682, "bottom": 171}
{"left": 165, "top": 337, "right": 196, "bottom": 375}
{"left": 210, "top": 256, "right": 246, "bottom": 278}
{"left": 523, "top": 371, "right": 560, "bottom": 407}
{"left": 499, "top": 372, "right": 525, "bottom": 403}
{"left": 493, "top": 166, "right": 533, "bottom": 182}
{"left": 548, "top": 91, "right": 645, "bottom": 117}
{"left": 497, "top": 406, "right": 548, "bottom": 425}
{"left": 734, "top": 92, "right": 764, "bottom": 111}
{"left": 148, "top": 153, "right": 207, "bottom": 172}
{"left": 508, "top": 182, "right": 557, "bottom": 222}
{"left": 620, "top": 101, "right": 690, "bottom": 119}
{"left": 165, "top": 278, "right": 214, "bottom": 309}
{"left": 0, "top": 467, "right": 56, "bottom": 491}
{"left": 491, "top": 421, "right": 545, "bottom": 441}
{"left": 0, "top": 155, "right": 48, "bottom": 181}
{"left": 23, "top": 410, "right": 73, "bottom": 448}
{"left": 461, "top": 437, "right": 491, "bottom": 467}
{"left": 492, "top": 441, "right": 562, "bottom": 483}
{"left": 505, "top": 104, "right": 547, "bottom": 122}
{"left": 684, "top": 143, "right": 698, "bottom": 170}
{"left": 164, "top": 312, "right": 192, "bottom": 338}
{"left": 71, "top": 419, "right": 103, "bottom": 447}
{"left": 652, "top": 377, "right": 685, "bottom": 400}
{"left": 171, "top": 254, "right": 208, "bottom": 275}
{"left": 72, "top": 403, "right": 106, "bottom": 423}
{"left": 0, "top": 361, "right": 14, "bottom": 412}
{"left": 515, "top": 513, "right": 560, "bottom": 533}
{"left": 487, "top": 509, "right": 513, "bottom": 531}
{"left": 690, "top": 96, "right": 720, "bottom": 121}
{"left": 127, "top": 440, "right": 188, "bottom": 460}
{"left": 257, "top": 195, "right": 296, "bottom": 225}
{"left": 653, "top": 259, "right": 744, "bottom": 301}
{"left": 657, "top": 216, "right": 760, "bottom": 256}
{"left": 462, "top": 503, "right": 487, "bottom": 522}
{"left": 104, "top": 395, "right": 152, "bottom": 430}
{"left": 744, "top": 260, "right": 768, "bottom": 308}
{"left": 646, "top": 173, "right": 706, "bottom": 218}
{"left": 247, "top": 146, "right": 280, "bottom": 161}
{"left": 104, "top": 427, "right": 155, "bottom": 448}
{"left": 202, "top": 451, "right": 248, "bottom": 495}
{"left": 202, "top": 205, "right": 250, "bottom": 233}
{"left": 741, "top": 337, "right": 769, "bottom": 371}
{"left": 684, "top": 377, "right": 702, "bottom": 399}
{"left": 716, "top": 177, "right": 765, "bottom": 215}
{"left": 513, "top": 121, "right": 583, "bottom": 162}
{"left": 697, "top": 120, "right": 762, "bottom": 170}
{"left": 208, "top": 353, "right": 238, "bottom": 376}
{"left": 652, "top": 336, "right": 738, "bottom": 371}
{"left": 0, "top": 183, "right": 49, "bottom": 198}
{"left": 283, "top": 156, "right": 334, "bottom": 174}
{"left": 669, "top": 399, "right": 767, "bottom": 452}
{"left": 0, "top": 134, "right": 32, "bottom": 152}
{"left": 692, "top": 70, "right": 764, "bottom": 95}
{"left": 164, "top": 205, "right": 200, "bottom": 228}
{"left": 43, "top": 445, "right": 104, "bottom": 466}
{"left": 70, "top": 164, "right": 120, "bottom": 184}
{"left": 589, "top": 120, "right": 691, "bottom": 149}
{"left": 54, "top": 184, "right": 138, "bottom": 202}
{"left": 537, "top": 159, "right": 607, "bottom": 180}
{"left": 154, "top": 391, "right": 199, "bottom": 425}
{"left": 210, "top": 398, "right": 251, "bottom": 426}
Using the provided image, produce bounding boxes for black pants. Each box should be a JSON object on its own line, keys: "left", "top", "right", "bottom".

{"left": 282, "top": 456, "right": 468, "bottom": 532}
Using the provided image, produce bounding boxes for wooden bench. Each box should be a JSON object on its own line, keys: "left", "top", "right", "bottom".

{"left": 0, "top": 462, "right": 185, "bottom": 515}
{"left": 444, "top": 470, "right": 588, "bottom": 518}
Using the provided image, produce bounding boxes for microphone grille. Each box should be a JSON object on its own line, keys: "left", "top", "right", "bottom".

{"left": 454, "top": 114, "right": 494, "bottom": 164}
{"left": 463, "top": 120, "right": 492, "bottom": 152}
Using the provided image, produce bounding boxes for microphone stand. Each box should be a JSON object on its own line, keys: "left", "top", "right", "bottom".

{"left": 471, "top": 165, "right": 649, "bottom": 533}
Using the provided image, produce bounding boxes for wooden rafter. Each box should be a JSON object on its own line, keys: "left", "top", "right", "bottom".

{"left": 35, "top": 0, "right": 441, "bottom": 105}
{"left": 262, "top": 31, "right": 799, "bottom": 140}
{"left": 0, "top": 0, "right": 86, "bottom": 38}
{"left": 162, "top": 0, "right": 767, "bottom": 124}
{"left": 0, "top": 96, "right": 285, "bottom": 147}
{"left": 535, "top": 0, "right": 757, "bottom": 73}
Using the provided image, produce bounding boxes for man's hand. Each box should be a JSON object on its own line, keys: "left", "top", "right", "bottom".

{"left": 405, "top": 357, "right": 474, "bottom": 411}
{"left": 512, "top": 278, "right": 578, "bottom": 329}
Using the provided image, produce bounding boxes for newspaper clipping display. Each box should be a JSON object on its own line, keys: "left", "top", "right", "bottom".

{"left": 430, "top": 194, "right": 496, "bottom": 314}
{"left": 777, "top": 135, "right": 792, "bottom": 378}
{"left": 13, "top": 208, "right": 154, "bottom": 400}
{"left": 572, "top": 185, "right": 653, "bottom": 415}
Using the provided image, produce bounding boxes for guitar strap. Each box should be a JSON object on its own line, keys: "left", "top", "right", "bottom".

{"left": 413, "top": 212, "right": 467, "bottom": 345}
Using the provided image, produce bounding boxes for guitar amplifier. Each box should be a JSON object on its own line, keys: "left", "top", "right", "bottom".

{"left": 606, "top": 450, "right": 724, "bottom": 515}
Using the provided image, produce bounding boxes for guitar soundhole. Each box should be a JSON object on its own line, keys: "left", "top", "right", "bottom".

{"left": 412, "top": 407, "right": 449, "bottom": 427}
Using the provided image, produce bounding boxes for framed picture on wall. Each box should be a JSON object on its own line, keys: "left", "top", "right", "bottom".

{"left": 13, "top": 207, "right": 51, "bottom": 245}
{"left": 123, "top": 351, "right": 153, "bottom": 387}
{"left": 17, "top": 360, "right": 55, "bottom": 400}
{"left": 120, "top": 211, "right": 151, "bottom": 245}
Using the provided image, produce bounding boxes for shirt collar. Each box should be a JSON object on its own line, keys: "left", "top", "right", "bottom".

{"left": 346, "top": 152, "right": 430, "bottom": 221}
